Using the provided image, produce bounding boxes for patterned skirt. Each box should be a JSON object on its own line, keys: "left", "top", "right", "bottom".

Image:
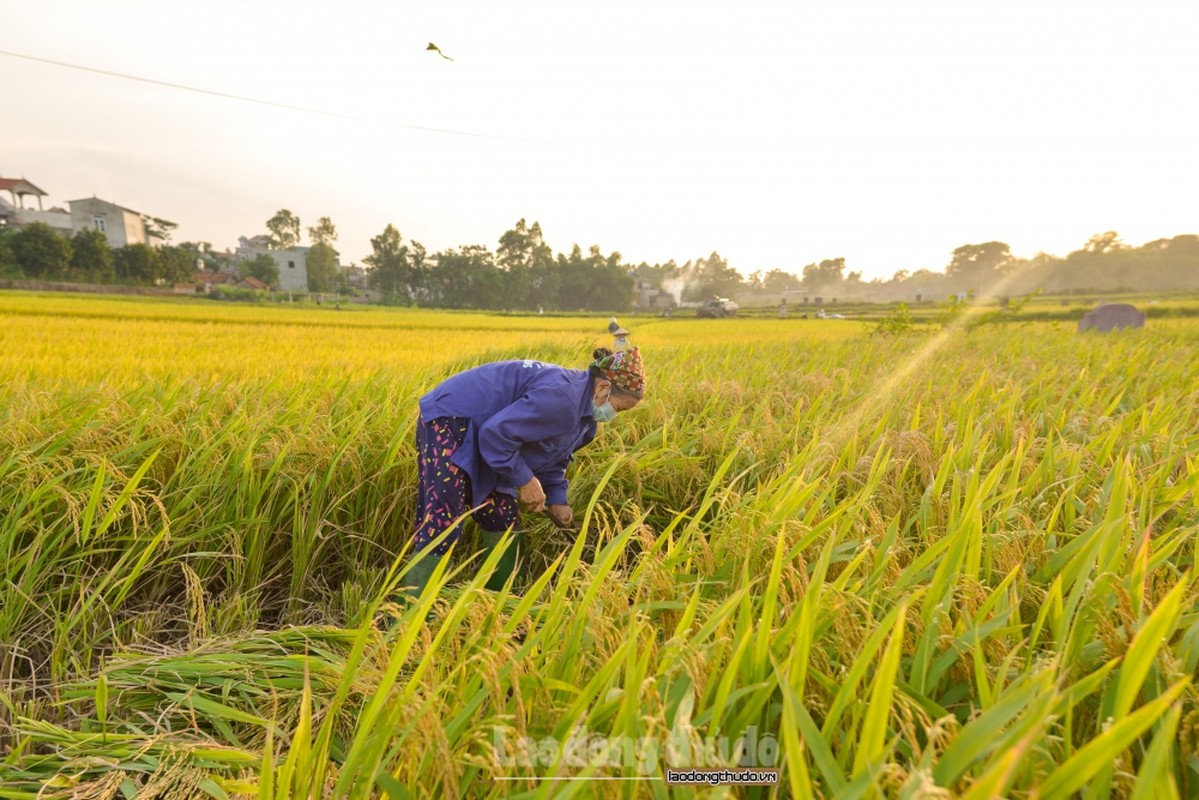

{"left": 413, "top": 415, "right": 519, "bottom": 557}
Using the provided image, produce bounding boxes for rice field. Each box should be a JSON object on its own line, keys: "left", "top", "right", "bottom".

{"left": 0, "top": 291, "right": 1196, "bottom": 799}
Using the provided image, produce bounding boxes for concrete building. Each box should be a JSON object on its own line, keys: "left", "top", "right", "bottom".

{"left": 0, "top": 177, "right": 49, "bottom": 211}
{"left": 67, "top": 197, "right": 160, "bottom": 248}
{"left": 634, "top": 279, "right": 676, "bottom": 312}
{"left": 340, "top": 263, "right": 368, "bottom": 290}
{"left": 2, "top": 180, "right": 167, "bottom": 248}
{"left": 0, "top": 178, "right": 74, "bottom": 235}
{"left": 0, "top": 199, "right": 74, "bottom": 237}
{"left": 236, "top": 235, "right": 309, "bottom": 292}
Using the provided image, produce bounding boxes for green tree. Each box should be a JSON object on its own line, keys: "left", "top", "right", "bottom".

{"left": 307, "top": 216, "right": 337, "bottom": 247}
{"left": 10, "top": 222, "right": 71, "bottom": 279}
{"left": 266, "top": 209, "right": 301, "bottom": 249}
{"left": 1162, "top": 235, "right": 1199, "bottom": 287}
{"left": 432, "top": 244, "right": 503, "bottom": 309}
{"left": 801, "top": 257, "right": 845, "bottom": 291}
{"left": 497, "top": 218, "right": 553, "bottom": 309}
{"left": 946, "top": 242, "right": 1013, "bottom": 289}
{"left": 307, "top": 243, "right": 340, "bottom": 293}
{"left": 1005, "top": 251, "right": 1062, "bottom": 294}
{"left": 405, "top": 241, "right": 430, "bottom": 301}
{"left": 762, "top": 268, "right": 802, "bottom": 294}
{"left": 158, "top": 245, "right": 197, "bottom": 284}
{"left": 0, "top": 230, "right": 18, "bottom": 278}
{"left": 180, "top": 241, "right": 217, "bottom": 271}
{"left": 555, "top": 244, "right": 633, "bottom": 311}
{"left": 589, "top": 250, "right": 635, "bottom": 311}
{"left": 904, "top": 268, "right": 948, "bottom": 299}
{"left": 365, "top": 224, "right": 413, "bottom": 303}
{"left": 1056, "top": 231, "right": 1147, "bottom": 291}
{"left": 1165, "top": 234, "right": 1199, "bottom": 257}
{"left": 869, "top": 302, "right": 915, "bottom": 337}
{"left": 526, "top": 228, "right": 561, "bottom": 310}
{"left": 114, "top": 244, "right": 160, "bottom": 284}
{"left": 1083, "top": 231, "right": 1126, "bottom": 254}
{"left": 69, "top": 229, "right": 114, "bottom": 283}
{"left": 685, "top": 251, "right": 741, "bottom": 300}
{"left": 142, "top": 216, "right": 178, "bottom": 243}
{"left": 240, "top": 253, "right": 280, "bottom": 288}
{"left": 555, "top": 244, "right": 590, "bottom": 308}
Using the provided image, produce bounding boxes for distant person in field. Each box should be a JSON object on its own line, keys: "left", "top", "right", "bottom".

{"left": 400, "top": 347, "right": 647, "bottom": 600}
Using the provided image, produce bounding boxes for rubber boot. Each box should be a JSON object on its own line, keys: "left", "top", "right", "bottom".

{"left": 377, "top": 554, "right": 437, "bottom": 631}
{"left": 399, "top": 554, "right": 438, "bottom": 604}
{"left": 480, "top": 529, "right": 523, "bottom": 592}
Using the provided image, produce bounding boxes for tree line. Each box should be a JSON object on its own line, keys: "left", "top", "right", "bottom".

{"left": 364, "top": 219, "right": 634, "bottom": 311}
{"left": 0, "top": 223, "right": 198, "bottom": 286}
{"left": 5, "top": 214, "right": 1196, "bottom": 308}
{"left": 784, "top": 233, "right": 1199, "bottom": 300}
{"left": 363, "top": 221, "right": 1199, "bottom": 311}
{"left": 0, "top": 211, "right": 348, "bottom": 294}
{"left": 236, "top": 212, "right": 637, "bottom": 308}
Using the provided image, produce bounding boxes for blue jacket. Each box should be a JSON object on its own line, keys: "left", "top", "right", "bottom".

{"left": 418, "top": 359, "right": 599, "bottom": 507}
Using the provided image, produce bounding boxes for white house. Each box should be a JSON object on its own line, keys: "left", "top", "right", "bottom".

{"left": 340, "top": 263, "right": 367, "bottom": 289}
{"left": 1, "top": 199, "right": 74, "bottom": 237}
{"left": 236, "top": 235, "right": 309, "bottom": 292}
{"left": 0, "top": 177, "right": 73, "bottom": 236}
{"left": 68, "top": 197, "right": 161, "bottom": 248}
{"left": 0, "top": 177, "right": 48, "bottom": 210}
{"left": 2, "top": 180, "right": 170, "bottom": 248}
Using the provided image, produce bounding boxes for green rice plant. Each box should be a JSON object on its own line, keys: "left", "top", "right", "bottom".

{"left": 1, "top": 292, "right": 1197, "bottom": 797}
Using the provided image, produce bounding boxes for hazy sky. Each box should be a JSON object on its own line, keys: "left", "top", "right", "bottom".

{"left": 2, "top": 0, "right": 1196, "bottom": 280}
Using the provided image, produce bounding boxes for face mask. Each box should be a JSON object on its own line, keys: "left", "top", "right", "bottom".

{"left": 592, "top": 401, "right": 617, "bottom": 423}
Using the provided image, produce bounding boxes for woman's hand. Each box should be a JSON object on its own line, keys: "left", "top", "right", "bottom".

{"left": 547, "top": 504, "right": 574, "bottom": 528}
{"left": 518, "top": 477, "right": 546, "bottom": 512}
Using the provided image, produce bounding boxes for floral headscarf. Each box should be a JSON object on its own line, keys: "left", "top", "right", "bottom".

{"left": 592, "top": 346, "right": 646, "bottom": 397}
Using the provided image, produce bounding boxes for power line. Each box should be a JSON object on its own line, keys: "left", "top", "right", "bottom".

{"left": 0, "top": 48, "right": 557, "bottom": 144}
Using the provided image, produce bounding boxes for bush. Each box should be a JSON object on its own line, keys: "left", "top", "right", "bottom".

{"left": 0, "top": 231, "right": 19, "bottom": 277}
{"left": 869, "top": 302, "right": 916, "bottom": 336}
{"left": 209, "top": 285, "right": 269, "bottom": 303}
{"left": 937, "top": 290, "right": 1040, "bottom": 332}
{"left": 69, "top": 229, "right": 115, "bottom": 283}
{"left": 10, "top": 222, "right": 71, "bottom": 278}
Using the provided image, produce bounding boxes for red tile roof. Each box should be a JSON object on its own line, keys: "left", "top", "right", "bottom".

{"left": 0, "top": 177, "right": 48, "bottom": 196}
